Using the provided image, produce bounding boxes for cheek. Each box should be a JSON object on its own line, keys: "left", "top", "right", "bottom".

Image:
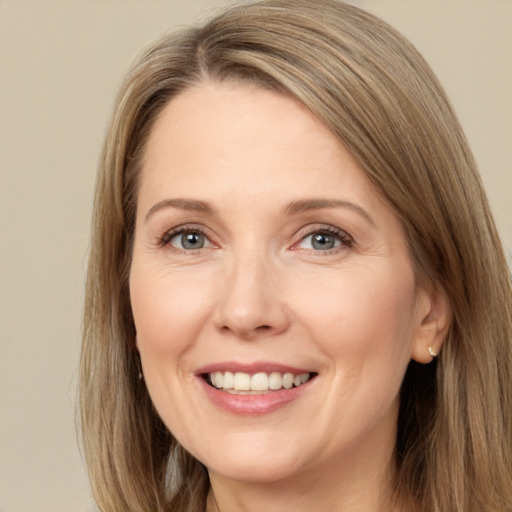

{"left": 293, "top": 265, "right": 418, "bottom": 362}
{"left": 129, "top": 265, "right": 215, "bottom": 360}
{"left": 129, "top": 265, "right": 216, "bottom": 436}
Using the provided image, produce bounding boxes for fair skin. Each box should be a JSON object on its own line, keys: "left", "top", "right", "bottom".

{"left": 129, "top": 82, "right": 449, "bottom": 512}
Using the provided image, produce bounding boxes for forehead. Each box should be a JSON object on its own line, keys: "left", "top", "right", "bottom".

{"left": 143, "top": 81, "right": 336, "bottom": 163}
{"left": 139, "top": 82, "right": 380, "bottom": 204}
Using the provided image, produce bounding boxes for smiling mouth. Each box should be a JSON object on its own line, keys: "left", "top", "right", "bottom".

{"left": 204, "top": 371, "right": 316, "bottom": 394}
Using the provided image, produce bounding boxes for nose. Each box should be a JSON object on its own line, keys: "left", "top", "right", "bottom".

{"left": 213, "top": 251, "right": 290, "bottom": 340}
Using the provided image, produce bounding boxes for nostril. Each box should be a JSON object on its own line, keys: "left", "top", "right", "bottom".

{"left": 219, "top": 323, "right": 274, "bottom": 340}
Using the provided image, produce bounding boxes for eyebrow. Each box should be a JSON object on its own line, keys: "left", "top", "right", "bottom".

{"left": 145, "top": 198, "right": 216, "bottom": 222}
{"left": 145, "top": 197, "right": 376, "bottom": 227}
{"left": 283, "top": 199, "right": 376, "bottom": 227}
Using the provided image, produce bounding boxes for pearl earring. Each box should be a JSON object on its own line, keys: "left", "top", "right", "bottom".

{"left": 428, "top": 346, "right": 437, "bottom": 358}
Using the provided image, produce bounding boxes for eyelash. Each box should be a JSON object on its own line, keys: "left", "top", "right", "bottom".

{"left": 157, "top": 224, "right": 353, "bottom": 254}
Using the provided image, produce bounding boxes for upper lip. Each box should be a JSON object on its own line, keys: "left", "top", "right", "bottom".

{"left": 195, "top": 361, "right": 314, "bottom": 376}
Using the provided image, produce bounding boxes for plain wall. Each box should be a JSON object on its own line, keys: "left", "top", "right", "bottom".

{"left": 0, "top": 1, "right": 510, "bottom": 511}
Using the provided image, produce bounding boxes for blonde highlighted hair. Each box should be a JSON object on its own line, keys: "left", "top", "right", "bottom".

{"left": 79, "top": 1, "right": 512, "bottom": 510}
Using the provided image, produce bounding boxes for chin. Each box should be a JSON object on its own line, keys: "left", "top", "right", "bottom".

{"left": 190, "top": 431, "right": 307, "bottom": 483}
{"left": 207, "top": 458, "right": 301, "bottom": 484}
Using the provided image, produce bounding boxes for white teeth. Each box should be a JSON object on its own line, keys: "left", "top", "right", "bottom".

{"left": 268, "top": 372, "right": 283, "bottom": 390}
{"left": 222, "top": 371, "right": 234, "bottom": 389}
{"left": 209, "top": 371, "right": 311, "bottom": 392}
{"left": 282, "top": 373, "right": 294, "bottom": 389}
{"left": 251, "top": 372, "right": 269, "bottom": 391}
{"left": 233, "top": 372, "right": 251, "bottom": 391}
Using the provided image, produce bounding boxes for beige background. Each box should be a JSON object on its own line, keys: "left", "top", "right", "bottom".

{"left": 0, "top": 1, "right": 510, "bottom": 511}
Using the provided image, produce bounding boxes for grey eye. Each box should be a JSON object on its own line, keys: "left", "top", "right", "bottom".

{"left": 311, "top": 233, "right": 336, "bottom": 250}
{"left": 171, "top": 231, "right": 206, "bottom": 250}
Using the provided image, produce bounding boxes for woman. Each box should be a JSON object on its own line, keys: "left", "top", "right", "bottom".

{"left": 79, "top": 1, "right": 512, "bottom": 511}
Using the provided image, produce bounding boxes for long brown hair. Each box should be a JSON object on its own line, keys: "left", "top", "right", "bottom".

{"left": 79, "top": 1, "right": 512, "bottom": 510}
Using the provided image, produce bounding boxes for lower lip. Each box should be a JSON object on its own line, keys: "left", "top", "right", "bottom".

{"left": 198, "top": 377, "right": 312, "bottom": 415}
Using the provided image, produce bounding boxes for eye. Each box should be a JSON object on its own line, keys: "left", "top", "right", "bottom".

{"left": 161, "top": 228, "right": 214, "bottom": 251}
{"left": 300, "top": 232, "right": 340, "bottom": 251}
{"left": 294, "top": 226, "right": 352, "bottom": 252}
{"left": 172, "top": 231, "right": 206, "bottom": 250}
{"left": 308, "top": 232, "right": 339, "bottom": 250}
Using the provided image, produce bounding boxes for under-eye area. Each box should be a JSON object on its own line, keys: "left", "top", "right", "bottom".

{"left": 204, "top": 371, "right": 318, "bottom": 394}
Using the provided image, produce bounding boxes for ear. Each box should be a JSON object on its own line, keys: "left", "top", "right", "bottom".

{"left": 410, "top": 283, "right": 452, "bottom": 364}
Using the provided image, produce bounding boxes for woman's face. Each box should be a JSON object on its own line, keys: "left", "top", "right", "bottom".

{"left": 130, "top": 82, "right": 436, "bottom": 484}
